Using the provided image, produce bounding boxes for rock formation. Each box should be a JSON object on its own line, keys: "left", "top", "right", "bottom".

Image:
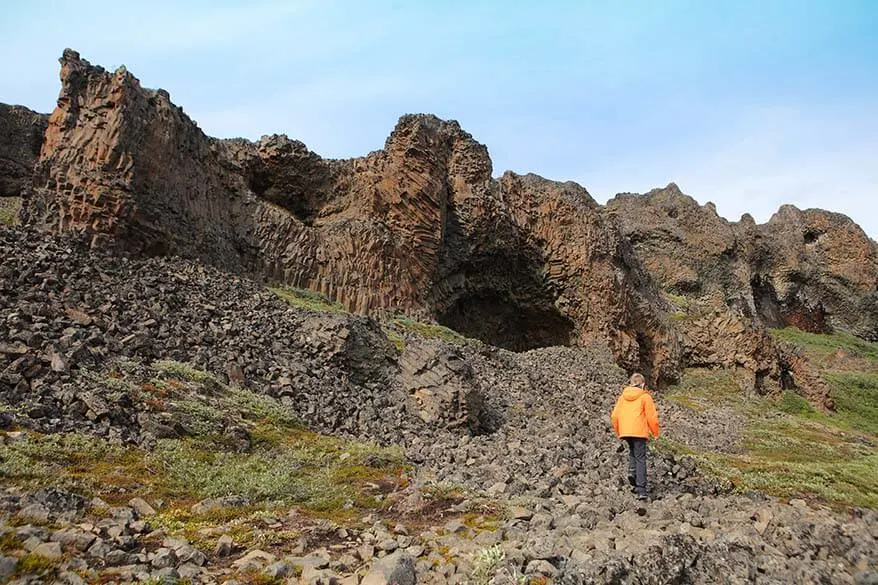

{"left": 5, "top": 49, "right": 876, "bottom": 401}
{"left": 605, "top": 184, "right": 877, "bottom": 405}
{"left": 0, "top": 104, "right": 47, "bottom": 199}
{"left": 606, "top": 183, "right": 878, "bottom": 341}
{"left": 19, "top": 49, "right": 679, "bottom": 387}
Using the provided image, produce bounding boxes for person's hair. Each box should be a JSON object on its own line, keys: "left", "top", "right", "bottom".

{"left": 629, "top": 373, "right": 646, "bottom": 388}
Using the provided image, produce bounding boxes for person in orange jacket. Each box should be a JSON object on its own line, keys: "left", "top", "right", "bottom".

{"left": 611, "top": 372, "right": 660, "bottom": 500}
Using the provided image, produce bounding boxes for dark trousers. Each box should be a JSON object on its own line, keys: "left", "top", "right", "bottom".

{"left": 625, "top": 437, "right": 648, "bottom": 495}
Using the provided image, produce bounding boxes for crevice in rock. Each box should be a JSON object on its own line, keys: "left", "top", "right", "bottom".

{"left": 750, "top": 275, "right": 784, "bottom": 328}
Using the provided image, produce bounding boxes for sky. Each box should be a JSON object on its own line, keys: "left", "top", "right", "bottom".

{"left": 2, "top": 0, "right": 877, "bottom": 239}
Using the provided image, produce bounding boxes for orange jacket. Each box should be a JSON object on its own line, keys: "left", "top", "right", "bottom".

{"left": 611, "top": 386, "right": 660, "bottom": 439}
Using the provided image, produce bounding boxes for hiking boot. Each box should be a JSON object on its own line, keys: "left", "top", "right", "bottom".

{"left": 635, "top": 493, "right": 648, "bottom": 501}
{"left": 627, "top": 475, "right": 636, "bottom": 487}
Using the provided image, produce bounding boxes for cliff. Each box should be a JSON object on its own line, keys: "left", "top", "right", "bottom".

{"left": 6, "top": 49, "right": 876, "bottom": 402}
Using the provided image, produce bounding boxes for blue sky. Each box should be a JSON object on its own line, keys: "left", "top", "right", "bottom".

{"left": 2, "top": 0, "right": 877, "bottom": 238}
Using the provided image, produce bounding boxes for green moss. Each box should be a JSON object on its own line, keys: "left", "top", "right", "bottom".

{"left": 393, "top": 317, "right": 469, "bottom": 345}
{"left": 770, "top": 327, "right": 878, "bottom": 362}
{"left": 0, "top": 198, "right": 21, "bottom": 226}
{"left": 16, "top": 553, "right": 56, "bottom": 577}
{"left": 270, "top": 286, "right": 345, "bottom": 313}
{"left": 384, "top": 328, "right": 407, "bottom": 352}
{"left": 0, "top": 532, "right": 21, "bottom": 552}
{"left": 667, "top": 363, "right": 878, "bottom": 508}
{"left": 234, "top": 569, "right": 283, "bottom": 585}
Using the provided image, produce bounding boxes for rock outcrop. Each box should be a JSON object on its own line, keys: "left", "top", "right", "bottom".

{"left": 20, "top": 49, "right": 679, "bottom": 387}
{"left": 0, "top": 104, "right": 47, "bottom": 199}
{"left": 9, "top": 49, "right": 876, "bottom": 398}
{"left": 0, "top": 103, "right": 47, "bottom": 225}
{"left": 606, "top": 184, "right": 878, "bottom": 341}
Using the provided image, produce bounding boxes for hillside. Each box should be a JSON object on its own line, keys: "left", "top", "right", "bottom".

{"left": 0, "top": 49, "right": 877, "bottom": 584}
{"left": 0, "top": 227, "right": 876, "bottom": 584}
{"left": 2, "top": 50, "right": 875, "bottom": 406}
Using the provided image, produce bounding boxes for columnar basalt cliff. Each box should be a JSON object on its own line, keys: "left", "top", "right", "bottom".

{"left": 0, "top": 104, "right": 47, "bottom": 221}
{"left": 18, "top": 50, "right": 680, "bottom": 386}
{"left": 7, "top": 49, "right": 876, "bottom": 400}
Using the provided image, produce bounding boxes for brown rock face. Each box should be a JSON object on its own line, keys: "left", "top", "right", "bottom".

{"left": 0, "top": 104, "right": 48, "bottom": 199}
{"left": 605, "top": 184, "right": 877, "bottom": 406}
{"left": 606, "top": 184, "right": 878, "bottom": 342}
{"left": 13, "top": 50, "right": 873, "bottom": 400}
{"left": 27, "top": 49, "right": 257, "bottom": 261}
{"left": 19, "top": 50, "right": 680, "bottom": 386}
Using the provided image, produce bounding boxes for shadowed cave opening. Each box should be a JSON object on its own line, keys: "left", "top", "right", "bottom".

{"left": 437, "top": 291, "right": 575, "bottom": 352}
{"left": 750, "top": 275, "right": 829, "bottom": 333}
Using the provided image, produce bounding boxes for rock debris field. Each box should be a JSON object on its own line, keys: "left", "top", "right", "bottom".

{"left": 0, "top": 227, "right": 876, "bottom": 585}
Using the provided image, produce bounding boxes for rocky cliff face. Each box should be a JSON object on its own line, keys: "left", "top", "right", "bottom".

{"left": 606, "top": 184, "right": 878, "bottom": 342}
{"left": 0, "top": 104, "right": 47, "bottom": 213}
{"left": 604, "top": 184, "right": 877, "bottom": 405}
{"left": 9, "top": 50, "right": 875, "bottom": 399}
{"left": 19, "top": 50, "right": 679, "bottom": 387}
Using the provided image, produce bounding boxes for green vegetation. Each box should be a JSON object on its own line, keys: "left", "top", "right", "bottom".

{"left": 665, "top": 328, "right": 878, "bottom": 508}
{"left": 0, "top": 198, "right": 21, "bottom": 226}
{"left": 0, "top": 360, "right": 406, "bottom": 530}
{"left": 471, "top": 544, "right": 505, "bottom": 585}
{"left": 15, "top": 553, "right": 56, "bottom": 578}
{"left": 269, "top": 284, "right": 477, "bottom": 350}
{"left": 0, "top": 427, "right": 405, "bottom": 518}
{"left": 770, "top": 327, "right": 878, "bottom": 362}
{"left": 384, "top": 327, "right": 407, "bottom": 352}
{"left": 270, "top": 285, "right": 345, "bottom": 313}
{"left": 662, "top": 291, "right": 710, "bottom": 322}
{"left": 0, "top": 531, "right": 21, "bottom": 552}
{"left": 769, "top": 327, "right": 878, "bottom": 434}
{"left": 824, "top": 371, "right": 878, "bottom": 435}
{"left": 392, "top": 316, "right": 469, "bottom": 346}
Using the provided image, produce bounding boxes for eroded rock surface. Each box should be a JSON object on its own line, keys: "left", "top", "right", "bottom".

{"left": 0, "top": 104, "right": 47, "bottom": 200}
{"left": 606, "top": 183, "right": 877, "bottom": 405}
{"left": 19, "top": 49, "right": 678, "bottom": 387}
{"left": 606, "top": 184, "right": 878, "bottom": 341}
{"left": 0, "top": 228, "right": 875, "bottom": 585}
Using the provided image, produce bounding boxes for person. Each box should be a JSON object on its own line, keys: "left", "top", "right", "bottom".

{"left": 611, "top": 372, "right": 660, "bottom": 500}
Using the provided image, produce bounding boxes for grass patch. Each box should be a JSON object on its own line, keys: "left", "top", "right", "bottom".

{"left": 15, "top": 553, "right": 57, "bottom": 578}
{"left": 270, "top": 286, "right": 344, "bottom": 313}
{"left": 770, "top": 327, "right": 878, "bottom": 363}
{"left": 393, "top": 317, "right": 469, "bottom": 346}
{"left": 665, "top": 367, "right": 745, "bottom": 412}
{"left": 824, "top": 371, "right": 878, "bottom": 435}
{"left": 0, "top": 531, "right": 21, "bottom": 552}
{"left": 0, "top": 426, "right": 405, "bottom": 515}
{"left": 154, "top": 360, "right": 222, "bottom": 387}
{"left": 384, "top": 328, "right": 406, "bottom": 352}
{"left": 0, "top": 197, "right": 21, "bottom": 226}
{"left": 667, "top": 361, "right": 878, "bottom": 508}
{"left": 769, "top": 328, "right": 878, "bottom": 435}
